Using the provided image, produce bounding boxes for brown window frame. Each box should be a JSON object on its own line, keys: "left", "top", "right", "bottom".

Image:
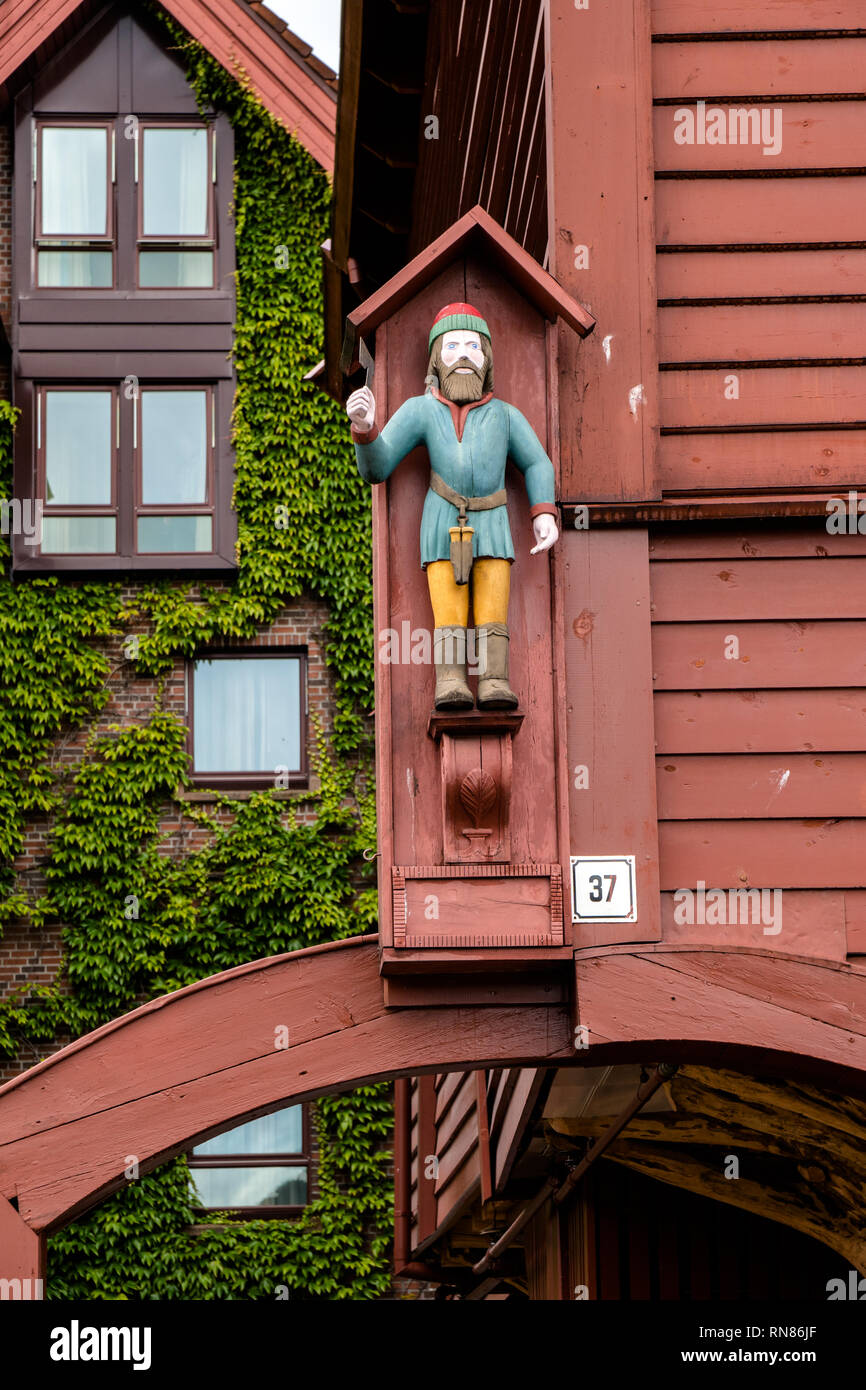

{"left": 136, "top": 120, "right": 216, "bottom": 290}
{"left": 134, "top": 385, "right": 215, "bottom": 555}
{"left": 188, "top": 1105, "right": 311, "bottom": 1219}
{"left": 36, "top": 384, "right": 119, "bottom": 553}
{"left": 186, "top": 648, "right": 309, "bottom": 792}
{"left": 31, "top": 382, "right": 226, "bottom": 563}
{"left": 34, "top": 118, "right": 115, "bottom": 289}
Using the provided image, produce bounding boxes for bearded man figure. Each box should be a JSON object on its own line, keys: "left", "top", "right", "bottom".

{"left": 346, "top": 302, "right": 559, "bottom": 710}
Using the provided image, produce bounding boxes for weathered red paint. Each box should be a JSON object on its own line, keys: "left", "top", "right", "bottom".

{"left": 547, "top": 0, "right": 659, "bottom": 503}
{"left": 564, "top": 529, "right": 662, "bottom": 947}
{"left": 0, "top": 936, "right": 570, "bottom": 1247}
{"left": 3, "top": 935, "right": 866, "bottom": 1279}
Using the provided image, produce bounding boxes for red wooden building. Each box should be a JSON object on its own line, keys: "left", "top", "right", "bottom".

{"left": 324, "top": 0, "right": 866, "bottom": 1296}
{"left": 3, "top": 0, "right": 866, "bottom": 1301}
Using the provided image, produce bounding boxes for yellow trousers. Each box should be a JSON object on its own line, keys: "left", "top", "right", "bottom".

{"left": 426, "top": 558, "right": 511, "bottom": 628}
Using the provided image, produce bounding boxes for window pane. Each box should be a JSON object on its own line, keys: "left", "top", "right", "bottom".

{"left": 41, "top": 515, "right": 116, "bottom": 554}
{"left": 193, "top": 657, "right": 301, "bottom": 774}
{"left": 141, "top": 391, "right": 207, "bottom": 504}
{"left": 142, "top": 128, "right": 208, "bottom": 236}
{"left": 191, "top": 1166, "right": 307, "bottom": 1210}
{"left": 136, "top": 515, "right": 212, "bottom": 553}
{"left": 37, "top": 250, "right": 112, "bottom": 288}
{"left": 194, "top": 1109, "right": 304, "bottom": 1157}
{"left": 45, "top": 392, "right": 112, "bottom": 505}
{"left": 138, "top": 250, "right": 213, "bottom": 288}
{"left": 41, "top": 127, "right": 108, "bottom": 236}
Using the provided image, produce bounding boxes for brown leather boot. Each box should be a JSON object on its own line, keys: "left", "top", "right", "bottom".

{"left": 433, "top": 626, "right": 473, "bottom": 709}
{"left": 476, "top": 622, "right": 518, "bottom": 709}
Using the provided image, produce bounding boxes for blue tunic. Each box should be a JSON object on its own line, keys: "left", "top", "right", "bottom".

{"left": 354, "top": 391, "right": 556, "bottom": 567}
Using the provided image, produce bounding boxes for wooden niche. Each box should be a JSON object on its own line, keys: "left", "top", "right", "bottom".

{"left": 342, "top": 208, "right": 595, "bottom": 986}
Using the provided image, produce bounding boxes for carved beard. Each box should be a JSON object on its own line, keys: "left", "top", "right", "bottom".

{"left": 439, "top": 356, "right": 486, "bottom": 403}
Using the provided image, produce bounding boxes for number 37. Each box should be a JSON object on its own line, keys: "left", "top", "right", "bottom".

{"left": 588, "top": 873, "right": 616, "bottom": 903}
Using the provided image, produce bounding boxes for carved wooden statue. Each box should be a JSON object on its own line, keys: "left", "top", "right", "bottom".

{"left": 347, "top": 302, "right": 559, "bottom": 710}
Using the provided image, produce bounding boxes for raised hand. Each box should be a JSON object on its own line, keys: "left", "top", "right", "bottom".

{"left": 347, "top": 386, "right": 376, "bottom": 433}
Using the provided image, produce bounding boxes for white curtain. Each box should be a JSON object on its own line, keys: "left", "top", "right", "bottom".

{"left": 41, "top": 127, "right": 107, "bottom": 235}
{"left": 141, "top": 391, "right": 207, "bottom": 505}
{"left": 194, "top": 1108, "right": 304, "bottom": 1157}
{"left": 193, "top": 658, "right": 301, "bottom": 773}
{"left": 143, "top": 127, "right": 208, "bottom": 237}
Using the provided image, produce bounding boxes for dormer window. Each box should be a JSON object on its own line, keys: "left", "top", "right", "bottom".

{"left": 137, "top": 124, "right": 215, "bottom": 288}
{"left": 35, "top": 121, "right": 114, "bottom": 287}
{"left": 12, "top": 13, "right": 237, "bottom": 574}
{"left": 31, "top": 118, "right": 217, "bottom": 291}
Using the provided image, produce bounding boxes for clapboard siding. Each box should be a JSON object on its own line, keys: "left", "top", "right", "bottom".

{"left": 652, "top": 620, "right": 866, "bottom": 688}
{"left": 434, "top": 1071, "right": 465, "bottom": 1121}
{"left": 435, "top": 1074, "right": 478, "bottom": 1153}
{"left": 661, "top": 888, "right": 850, "bottom": 955}
{"left": 659, "top": 431, "right": 866, "bottom": 492}
{"left": 660, "top": 819, "right": 866, "bottom": 888}
{"left": 657, "top": 178, "right": 866, "bottom": 247}
{"left": 659, "top": 304, "right": 866, "bottom": 366}
{"left": 652, "top": 0, "right": 866, "bottom": 32}
{"left": 651, "top": 525, "right": 866, "bottom": 929}
{"left": 652, "top": 558, "right": 866, "bottom": 619}
{"left": 651, "top": 19, "right": 866, "bottom": 492}
{"left": 657, "top": 250, "right": 866, "bottom": 302}
{"left": 649, "top": 526, "right": 866, "bottom": 558}
{"left": 657, "top": 753, "right": 866, "bottom": 818}
{"left": 655, "top": 689, "right": 866, "bottom": 752}
{"left": 407, "top": 1067, "right": 548, "bottom": 1252}
{"left": 653, "top": 39, "right": 866, "bottom": 98}
{"left": 655, "top": 103, "right": 866, "bottom": 172}
{"left": 434, "top": 1102, "right": 478, "bottom": 1196}
{"left": 661, "top": 365, "right": 866, "bottom": 428}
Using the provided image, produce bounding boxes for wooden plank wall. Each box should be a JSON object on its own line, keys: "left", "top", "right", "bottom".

{"left": 410, "top": 0, "right": 549, "bottom": 266}
{"left": 650, "top": 523, "right": 866, "bottom": 959}
{"left": 563, "top": 1161, "right": 851, "bottom": 1301}
{"left": 651, "top": 4, "right": 866, "bottom": 492}
{"left": 409, "top": 1067, "right": 547, "bottom": 1252}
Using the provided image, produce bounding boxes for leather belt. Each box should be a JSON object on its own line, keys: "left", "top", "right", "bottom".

{"left": 429, "top": 470, "right": 507, "bottom": 523}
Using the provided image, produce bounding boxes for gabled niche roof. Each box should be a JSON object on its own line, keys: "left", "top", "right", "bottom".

{"left": 0, "top": 0, "right": 336, "bottom": 171}
{"left": 343, "top": 206, "right": 596, "bottom": 370}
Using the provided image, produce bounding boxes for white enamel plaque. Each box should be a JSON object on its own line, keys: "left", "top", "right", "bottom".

{"left": 571, "top": 855, "right": 636, "bottom": 923}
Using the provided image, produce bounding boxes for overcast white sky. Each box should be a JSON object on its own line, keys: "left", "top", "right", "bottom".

{"left": 266, "top": 0, "right": 342, "bottom": 73}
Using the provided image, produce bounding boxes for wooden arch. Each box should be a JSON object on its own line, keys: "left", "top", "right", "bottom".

{"left": 2, "top": 935, "right": 866, "bottom": 1281}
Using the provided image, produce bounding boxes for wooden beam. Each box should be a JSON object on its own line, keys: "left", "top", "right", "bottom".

{"left": 564, "top": 529, "right": 662, "bottom": 945}
{"left": 0, "top": 1194, "right": 44, "bottom": 1290}
{"left": 576, "top": 947, "right": 866, "bottom": 1092}
{"left": 546, "top": 0, "right": 660, "bottom": 500}
{"left": 0, "top": 935, "right": 570, "bottom": 1235}
{"left": 416, "top": 1074, "right": 438, "bottom": 1244}
{"left": 476, "top": 1071, "right": 493, "bottom": 1204}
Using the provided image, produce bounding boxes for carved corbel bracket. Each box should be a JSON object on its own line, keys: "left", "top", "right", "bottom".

{"left": 427, "top": 710, "right": 524, "bottom": 863}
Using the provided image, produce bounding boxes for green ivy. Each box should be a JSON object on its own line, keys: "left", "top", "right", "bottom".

{"left": 0, "top": 11, "right": 391, "bottom": 1299}
{"left": 47, "top": 1090, "right": 393, "bottom": 1301}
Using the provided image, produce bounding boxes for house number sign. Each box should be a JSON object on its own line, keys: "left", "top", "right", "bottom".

{"left": 570, "top": 855, "right": 637, "bottom": 923}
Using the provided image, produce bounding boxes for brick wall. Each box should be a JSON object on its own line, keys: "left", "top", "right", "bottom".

{"left": 0, "top": 583, "right": 343, "bottom": 1013}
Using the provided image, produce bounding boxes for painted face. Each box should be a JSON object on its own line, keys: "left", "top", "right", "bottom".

{"left": 440, "top": 330, "right": 485, "bottom": 374}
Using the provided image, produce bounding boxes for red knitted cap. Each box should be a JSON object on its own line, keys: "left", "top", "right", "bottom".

{"left": 429, "top": 303, "right": 491, "bottom": 349}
